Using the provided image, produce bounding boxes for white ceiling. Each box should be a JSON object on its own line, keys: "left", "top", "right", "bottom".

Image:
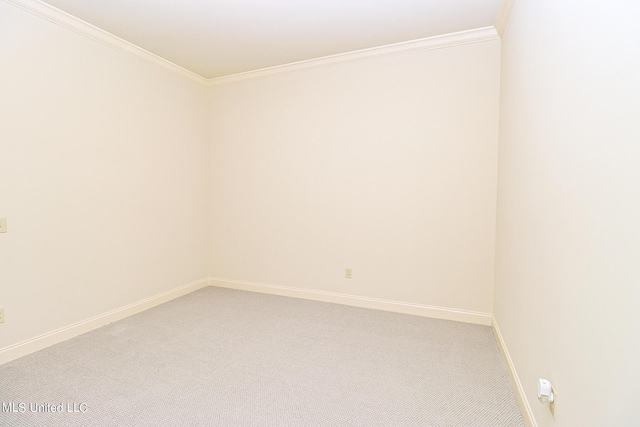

{"left": 41, "top": 0, "right": 502, "bottom": 79}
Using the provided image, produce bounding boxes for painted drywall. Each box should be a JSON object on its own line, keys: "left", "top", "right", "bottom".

{"left": 494, "top": 1, "right": 640, "bottom": 426}
{"left": 209, "top": 40, "right": 501, "bottom": 314}
{"left": 0, "top": 1, "right": 210, "bottom": 350}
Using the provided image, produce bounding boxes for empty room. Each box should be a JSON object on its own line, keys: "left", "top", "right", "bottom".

{"left": 1, "top": 0, "right": 638, "bottom": 426}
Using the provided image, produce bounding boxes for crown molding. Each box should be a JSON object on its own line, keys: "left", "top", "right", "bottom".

{"left": 494, "top": 0, "right": 515, "bottom": 36}
{"left": 207, "top": 26, "right": 499, "bottom": 87}
{"left": 6, "top": 0, "right": 500, "bottom": 88}
{"left": 4, "top": 0, "right": 209, "bottom": 86}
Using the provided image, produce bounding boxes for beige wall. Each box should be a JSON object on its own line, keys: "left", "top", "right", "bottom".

{"left": 209, "top": 40, "right": 501, "bottom": 314}
{"left": 1, "top": 0, "right": 500, "bottom": 357}
{"left": 0, "top": 2, "right": 210, "bottom": 349}
{"left": 6, "top": 2, "right": 638, "bottom": 424}
{"left": 494, "top": 1, "right": 640, "bottom": 425}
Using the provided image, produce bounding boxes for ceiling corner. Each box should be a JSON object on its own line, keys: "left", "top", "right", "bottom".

{"left": 494, "top": 0, "right": 515, "bottom": 36}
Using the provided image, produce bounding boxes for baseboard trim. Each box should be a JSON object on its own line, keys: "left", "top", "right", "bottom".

{"left": 0, "top": 278, "right": 210, "bottom": 366}
{"left": 210, "top": 277, "right": 492, "bottom": 326}
{"left": 492, "top": 317, "right": 537, "bottom": 427}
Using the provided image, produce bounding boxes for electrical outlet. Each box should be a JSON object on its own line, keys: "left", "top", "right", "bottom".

{"left": 0, "top": 218, "right": 6, "bottom": 233}
{"left": 0, "top": 308, "right": 4, "bottom": 324}
{"left": 345, "top": 268, "right": 352, "bottom": 279}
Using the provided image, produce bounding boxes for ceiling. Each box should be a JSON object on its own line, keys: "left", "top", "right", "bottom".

{"left": 41, "top": 0, "right": 502, "bottom": 79}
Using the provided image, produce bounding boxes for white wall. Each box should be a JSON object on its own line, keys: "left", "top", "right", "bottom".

{"left": 0, "top": 2, "right": 210, "bottom": 350}
{"left": 495, "top": 1, "right": 640, "bottom": 425}
{"left": 209, "top": 40, "right": 501, "bottom": 314}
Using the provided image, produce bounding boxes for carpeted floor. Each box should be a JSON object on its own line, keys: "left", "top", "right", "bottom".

{"left": 0, "top": 287, "right": 524, "bottom": 426}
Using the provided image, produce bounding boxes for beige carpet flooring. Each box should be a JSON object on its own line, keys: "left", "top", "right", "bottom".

{"left": 0, "top": 287, "right": 524, "bottom": 426}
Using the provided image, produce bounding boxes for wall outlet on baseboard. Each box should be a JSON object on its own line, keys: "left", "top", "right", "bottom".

{"left": 0, "top": 308, "right": 4, "bottom": 324}
{"left": 345, "top": 268, "right": 352, "bottom": 279}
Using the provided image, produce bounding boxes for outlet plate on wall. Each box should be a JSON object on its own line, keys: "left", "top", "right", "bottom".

{"left": 0, "top": 308, "right": 4, "bottom": 324}
{"left": 0, "top": 218, "right": 6, "bottom": 233}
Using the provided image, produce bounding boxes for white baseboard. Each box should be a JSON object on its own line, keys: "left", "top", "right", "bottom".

{"left": 0, "top": 275, "right": 493, "bottom": 364}
{"left": 492, "top": 316, "right": 537, "bottom": 427}
{"left": 0, "top": 278, "right": 210, "bottom": 366}
{"left": 210, "top": 277, "right": 492, "bottom": 326}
